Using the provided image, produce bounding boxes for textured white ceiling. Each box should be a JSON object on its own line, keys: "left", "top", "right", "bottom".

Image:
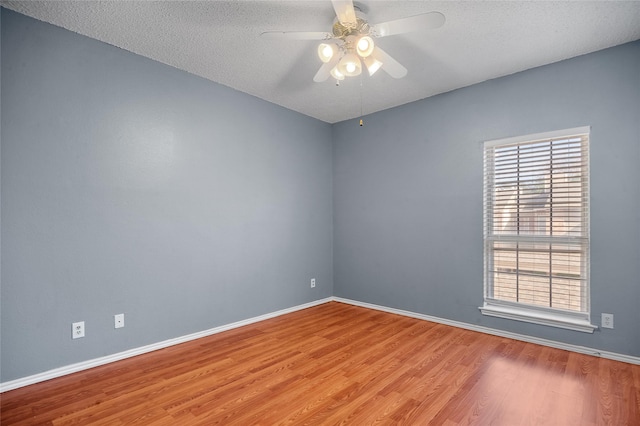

{"left": 3, "top": 1, "right": 640, "bottom": 123}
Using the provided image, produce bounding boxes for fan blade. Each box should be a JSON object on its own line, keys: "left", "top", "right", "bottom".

{"left": 331, "top": 0, "right": 357, "bottom": 28}
{"left": 372, "top": 12, "right": 445, "bottom": 38}
{"left": 372, "top": 46, "right": 407, "bottom": 79}
{"left": 260, "top": 31, "right": 333, "bottom": 40}
{"left": 313, "top": 55, "right": 341, "bottom": 82}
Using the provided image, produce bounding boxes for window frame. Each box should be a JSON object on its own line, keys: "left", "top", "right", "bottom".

{"left": 480, "top": 126, "right": 596, "bottom": 333}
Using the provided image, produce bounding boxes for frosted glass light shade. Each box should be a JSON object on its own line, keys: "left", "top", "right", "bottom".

{"left": 356, "top": 36, "right": 375, "bottom": 57}
{"left": 317, "top": 43, "right": 338, "bottom": 63}
{"left": 363, "top": 55, "right": 383, "bottom": 76}
{"left": 337, "top": 52, "right": 362, "bottom": 77}
{"left": 330, "top": 66, "right": 345, "bottom": 80}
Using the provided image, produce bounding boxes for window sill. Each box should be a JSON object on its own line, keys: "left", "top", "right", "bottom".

{"left": 479, "top": 302, "right": 597, "bottom": 333}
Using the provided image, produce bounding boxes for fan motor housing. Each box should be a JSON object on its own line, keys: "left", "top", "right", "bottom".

{"left": 332, "top": 9, "right": 371, "bottom": 39}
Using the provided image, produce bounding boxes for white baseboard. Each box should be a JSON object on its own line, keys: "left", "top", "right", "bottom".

{"left": 3, "top": 295, "right": 638, "bottom": 392}
{"left": 332, "top": 297, "right": 640, "bottom": 366}
{"left": 0, "top": 298, "right": 332, "bottom": 393}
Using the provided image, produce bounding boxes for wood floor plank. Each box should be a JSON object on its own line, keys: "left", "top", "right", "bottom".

{"left": 2, "top": 302, "right": 639, "bottom": 425}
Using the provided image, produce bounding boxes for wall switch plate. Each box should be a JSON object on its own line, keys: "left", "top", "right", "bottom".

{"left": 310, "top": 278, "right": 316, "bottom": 288}
{"left": 601, "top": 313, "right": 614, "bottom": 329}
{"left": 114, "top": 313, "right": 124, "bottom": 329}
{"left": 72, "top": 321, "right": 85, "bottom": 339}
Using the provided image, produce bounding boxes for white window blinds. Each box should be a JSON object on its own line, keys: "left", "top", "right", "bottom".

{"left": 483, "top": 127, "right": 591, "bottom": 329}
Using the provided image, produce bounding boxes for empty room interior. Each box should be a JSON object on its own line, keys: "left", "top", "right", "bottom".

{"left": 1, "top": 1, "right": 639, "bottom": 424}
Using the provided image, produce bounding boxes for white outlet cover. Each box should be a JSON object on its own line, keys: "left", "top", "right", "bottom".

{"left": 310, "top": 278, "right": 316, "bottom": 288}
{"left": 115, "top": 313, "right": 125, "bottom": 329}
{"left": 601, "top": 313, "right": 614, "bottom": 329}
{"left": 72, "top": 321, "right": 85, "bottom": 339}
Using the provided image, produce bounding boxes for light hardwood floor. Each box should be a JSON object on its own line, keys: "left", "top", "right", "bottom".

{"left": 2, "top": 302, "right": 639, "bottom": 425}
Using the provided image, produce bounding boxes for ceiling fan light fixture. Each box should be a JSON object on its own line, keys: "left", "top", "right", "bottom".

{"left": 338, "top": 52, "right": 362, "bottom": 76}
{"left": 317, "top": 43, "right": 338, "bottom": 63}
{"left": 263, "top": 2, "right": 445, "bottom": 84}
{"left": 356, "top": 36, "right": 374, "bottom": 57}
{"left": 363, "top": 55, "right": 383, "bottom": 76}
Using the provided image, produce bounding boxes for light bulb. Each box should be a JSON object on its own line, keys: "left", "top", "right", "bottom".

{"left": 356, "top": 36, "right": 375, "bottom": 57}
{"left": 346, "top": 62, "right": 356, "bottom": 73}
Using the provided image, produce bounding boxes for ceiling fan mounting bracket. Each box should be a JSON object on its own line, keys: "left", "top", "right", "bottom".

{"left": 332, "top": 16, "right": 370, "bottom": 39}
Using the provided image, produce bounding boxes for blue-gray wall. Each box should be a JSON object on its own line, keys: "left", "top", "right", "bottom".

{"left": 333, "top": 40, "right": 640, "bottom": 357}
{"left": 0, "top": 9, "right": 333, "bottom": 382}
{"left": 2, "top": 7, "right": 639, "bottom": 384}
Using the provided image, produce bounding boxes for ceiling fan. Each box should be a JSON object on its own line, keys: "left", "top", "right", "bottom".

{"left": 261, "top": 0, "right": 445, "bottom": 83}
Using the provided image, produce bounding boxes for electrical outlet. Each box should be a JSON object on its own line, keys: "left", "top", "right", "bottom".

{"left": 114, "top": 313, "right": 125, "bottom": 329}
{"left": 310, "top": 278, "right": 316, "bottom": 288}
{"left": 72, "top": 321, "right": 85, "bottom": 339}
{"left": 601, "top": 313, "right": 614, "bottom": 329}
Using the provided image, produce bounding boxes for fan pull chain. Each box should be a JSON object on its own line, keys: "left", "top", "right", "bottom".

{"left": 359, "top": 74, "right": 364, "bottom": 126}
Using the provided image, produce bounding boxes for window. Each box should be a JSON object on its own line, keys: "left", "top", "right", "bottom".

{"left": 481, "top": 127, "right": 595, "bottom": 332}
